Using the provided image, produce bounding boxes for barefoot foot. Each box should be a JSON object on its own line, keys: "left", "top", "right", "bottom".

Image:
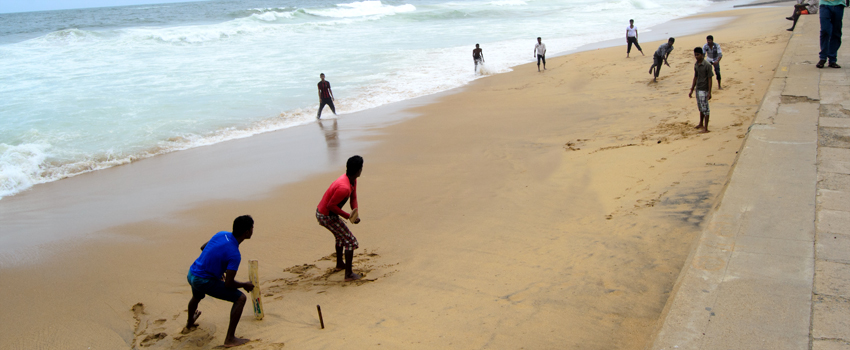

{"left": 185, "top": 310, "right": 201, "bottom": 330}
{"left": 224, "top": 337, "right": 250, "bottom": 348}
{"left": 344, "top": 273, "right": 362, "bottom": 282}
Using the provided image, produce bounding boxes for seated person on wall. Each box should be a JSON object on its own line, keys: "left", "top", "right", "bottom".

{"left": 787, "top": 0, "right": 819, "bottom": 31}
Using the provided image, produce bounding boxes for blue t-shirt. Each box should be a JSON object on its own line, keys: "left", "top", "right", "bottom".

{"left": 189, "top": 231, "right": 241, "bottom": 280}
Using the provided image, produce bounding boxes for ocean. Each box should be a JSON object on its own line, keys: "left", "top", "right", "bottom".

{"left": 0, "top": 0, "right": 712, "bottom": 200}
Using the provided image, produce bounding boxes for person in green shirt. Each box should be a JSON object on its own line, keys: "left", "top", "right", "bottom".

{"left": 689, "top": 47, "right": 714, "bottom": 133}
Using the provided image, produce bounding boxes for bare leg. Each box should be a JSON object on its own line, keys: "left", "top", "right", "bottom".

{"left": 334, "top": 245, "right": 345, "bottom": 271}
{"left": 223, "top": 295, "right": 250, "bottom": 348}
{"left": 186, "top": 297, "right": 203, "bottom": 330}
{"left": 702, "top": 114, "right": 710, "bottom": 133}
{"left": 344, "top": 249, "right": 361, "bottom": 281}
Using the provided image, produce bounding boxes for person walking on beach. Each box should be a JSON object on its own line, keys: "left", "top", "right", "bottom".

{"left": 689, "top": 47, "right": 713, "bottom": 133}
{"left": 473, "top": 43, "right": 485, "bottom": 73}
{"left": 534, "top": 37, "right": 546, "bottom": 71}
{"left": 626, "top": 19, "right": 644, "bottom": 58}
{"left": 316, "top": 155, "right": 364, "bottom": 282}
{"left": 317, "top": 73, "right": 336, "bottom": 119}
{"left": 703, "top": 35, "right": 723, "bottom": 89}
{"left": 815, "top": 0, "right": 845, "bottom": 68}
{"left": 185, "top": 215, "right": 255, "bottom": 348}
{"left": 649, "top": 37, "right": 675, "bottom": 82}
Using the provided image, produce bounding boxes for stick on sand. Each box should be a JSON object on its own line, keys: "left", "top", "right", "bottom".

{"left": 317, "top": 305, "right": 325, "bottom": 329}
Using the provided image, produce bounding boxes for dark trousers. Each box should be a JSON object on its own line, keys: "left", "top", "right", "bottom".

{"left": 819, "top": 5, "right": 844, "bottom": 63}
{"left": 711, "top": 62, "right": 721, "bottom": 81}
{"left": 537, "top": 54, "right": 546, "bottom": 66}
{"left": 318, "top": 97, "right": 335, "bottom": 119}
{"left": 651, "top": 56, "right": 663, "bottom": 77}
{"left": 627, "top": 37, "right": 642, "bottom": 54}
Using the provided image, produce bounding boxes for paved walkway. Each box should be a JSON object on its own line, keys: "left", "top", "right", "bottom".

{"left": 649, "top": 13, "right": 850, "bottom": 350}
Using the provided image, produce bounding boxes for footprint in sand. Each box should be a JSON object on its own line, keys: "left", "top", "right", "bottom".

{"left": 264, "top": 250, "right": 397, "bottom": 299}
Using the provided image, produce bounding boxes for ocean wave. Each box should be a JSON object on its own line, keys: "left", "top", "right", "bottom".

{"left": 38, "top": 28, "right": 103, "bottom": 43}
{"left": 0, "top": 143, "right": 50, "bottom": 199}
{"left": 249, "top": 10, "right": 295, "bottom": 22}
{"left": 0, "top": 105, "right": 329, "bottom": 199}
{"left": 488, "top": 0, "right": 528, "bottom": 6}
{"left": 593, "top": 0, "right": 662, "bottom": 11}
{"left": 304, "top": 1, "right": 416, "bottom": 18}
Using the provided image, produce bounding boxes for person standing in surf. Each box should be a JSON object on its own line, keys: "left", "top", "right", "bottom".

{"left": 473, "top": 44, "right": 484, "bottom": 73}
{"left": 316, "top": 155, "right": 364, "bottom": 282}
{"left": 649, "top": 37, "right": 675, "bottom": 82}
{"left": 626, "top": 19, "right": 644, "bottom": 58}
{"left": 317, "top": 73, "right": 336, "bottom": 119}
{"left": 534, "top": 37, "right": 546, "bottom": 72}
{"left": 185, "top": 215, "right": 255, "bottom": 348}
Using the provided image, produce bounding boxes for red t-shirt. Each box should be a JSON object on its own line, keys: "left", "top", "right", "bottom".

{"left": 318, "top": 81, "right": 332, "bottom": 99}
{"left": 317, "top": 174, "right": 357, "bottom": 218}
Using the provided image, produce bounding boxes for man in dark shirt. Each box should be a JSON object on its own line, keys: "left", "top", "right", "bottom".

{"left": 689, "top": 47, "right": 714, "bottom": 133}
{"left": 649, "top": 37, "right": 675, "bottom": 82}
{"left": 473, "top": 44, "right": 484, "bottom": 73}
{"left": 186, "top": 215, "right": 256, "bottom": 347}
{"left": 317, "top": 73, "right": 336, "bottom": 119}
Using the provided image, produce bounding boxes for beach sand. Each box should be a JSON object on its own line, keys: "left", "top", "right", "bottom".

{"left": 0, "top": 6, "right": 794, "bottom": 350}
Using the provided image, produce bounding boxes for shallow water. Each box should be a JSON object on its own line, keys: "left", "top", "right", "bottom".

{"left": 0, "top": 0, "right": 713, "bottom": 199}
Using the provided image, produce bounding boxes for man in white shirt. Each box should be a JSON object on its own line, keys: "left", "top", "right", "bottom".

{"left": 702, "top": 35, "right": 723, "bottom": 89}
{"left": 534, "top": 37, "right": 546, "bottom": 72}
{"left": 626, "top": 19, "right": 644, "bottom": 58}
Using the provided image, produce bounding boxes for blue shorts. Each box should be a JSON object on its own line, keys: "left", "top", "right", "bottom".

{"left": 187, "top": 271, "right": 244, "bottom": 303}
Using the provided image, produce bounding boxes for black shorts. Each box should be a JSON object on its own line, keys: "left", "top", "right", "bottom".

{"left": 188, "top": 271, "right": 244, "bottom": 303}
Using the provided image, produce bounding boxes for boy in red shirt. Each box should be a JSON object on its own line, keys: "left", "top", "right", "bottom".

{"left": 316, "top": 155, "right": 363, "bottom": 281}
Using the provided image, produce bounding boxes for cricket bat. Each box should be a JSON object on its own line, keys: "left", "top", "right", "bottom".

{"left": 248, "top": 260, "right": 264, "bottom": 320}
{"left": 350, "top": 208, "right": 359, "bottom": 223}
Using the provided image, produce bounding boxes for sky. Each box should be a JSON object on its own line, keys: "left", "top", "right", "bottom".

{"left": 0, "top": 0, "right": 195, "bottom": 14}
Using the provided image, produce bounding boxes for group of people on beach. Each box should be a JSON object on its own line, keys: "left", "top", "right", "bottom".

{"left": 186, "top": 6, "right": 849, "bottom": 343}
{"left": 646, "top": 34, "right": 720, "bottom": 133}
{"left": 624, "top": 17, "right": 722, "bottom": 133}
{"left": 185, "top": 155, "right": 365, "bottom": 347}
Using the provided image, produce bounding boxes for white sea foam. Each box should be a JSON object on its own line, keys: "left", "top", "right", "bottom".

{"left": 305, "top": 1, "right": 416, "bottom": 18}
{"left": 0, "top": 0, "right": 713, "bottom": 200}
{"left": 488, "top": 0, "right": 528, "bottom": 6}
{"left": 250, "top": 10, "right": 295, "bottom": 22}
{"left": 0, "top": 143, "right": 50, "bottom": 199}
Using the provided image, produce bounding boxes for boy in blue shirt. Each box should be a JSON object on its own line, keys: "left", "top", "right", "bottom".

{"left": 186, "top": 215, "right": 255, "bottom": 348}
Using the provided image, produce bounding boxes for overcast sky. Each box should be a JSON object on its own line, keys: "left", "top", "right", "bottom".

{"left": 0, "top": 0, "right": 194, "bottom": 14}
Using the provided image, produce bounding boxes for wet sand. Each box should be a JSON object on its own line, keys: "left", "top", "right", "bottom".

{"left": 0, "top": 6, "right": 794, "bottom": 350}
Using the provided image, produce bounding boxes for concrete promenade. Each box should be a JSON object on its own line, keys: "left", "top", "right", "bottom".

{"left": 649, "top": 13, "right": 850, "bottom": 350}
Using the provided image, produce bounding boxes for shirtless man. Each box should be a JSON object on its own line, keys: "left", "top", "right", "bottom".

{"left": 473, "top": 44, "right": 484, "bottom": 73}
{"left": 186, "top": 215, "right": 256, "bottom": 347}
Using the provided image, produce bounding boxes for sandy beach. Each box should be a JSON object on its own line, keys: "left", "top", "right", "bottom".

{"left": 0, "top": 5, "right": 795, "bottom": 350}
